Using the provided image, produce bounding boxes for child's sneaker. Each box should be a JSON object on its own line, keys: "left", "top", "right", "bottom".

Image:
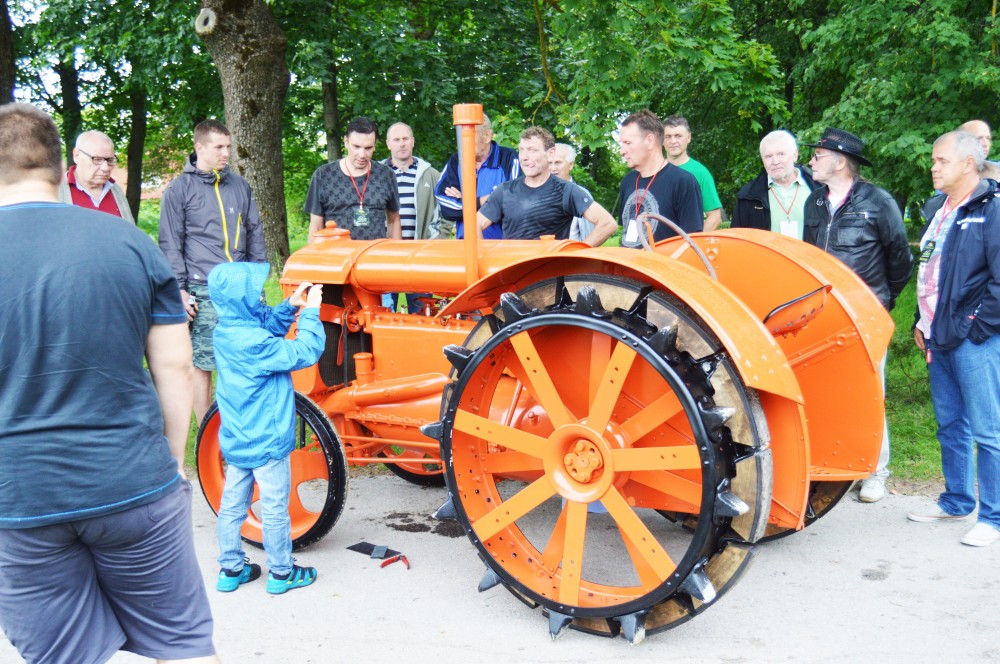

{"left": 267, "top": 564, "right": 317, "bottom": 595}
{"left": 216, "top": 560, "right": 262, "bottom": 592}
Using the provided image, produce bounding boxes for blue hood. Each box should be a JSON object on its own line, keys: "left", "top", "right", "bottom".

{"left": 208, "top": 262, "right": 271, "bottom": 325}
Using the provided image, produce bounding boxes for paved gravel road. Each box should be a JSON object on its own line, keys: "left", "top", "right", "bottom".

{"left": 2, "top": 476, "right": 998, "bottom": 663}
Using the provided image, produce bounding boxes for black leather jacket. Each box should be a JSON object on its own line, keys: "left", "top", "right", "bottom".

{"left": 803, "top": 180, "right": 913, "bottom": 311}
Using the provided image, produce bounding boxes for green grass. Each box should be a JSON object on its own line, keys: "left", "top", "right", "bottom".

{"left": 886, "top": 280, "right": 941, "bottom": 481}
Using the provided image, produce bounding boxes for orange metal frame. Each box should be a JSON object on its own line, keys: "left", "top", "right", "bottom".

{"left": 277, "top": 108, "right": 891, "bottom": 529}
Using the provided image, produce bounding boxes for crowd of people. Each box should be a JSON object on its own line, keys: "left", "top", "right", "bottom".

{"left": 0, "top": 100, "right": 997, "bottom": 664}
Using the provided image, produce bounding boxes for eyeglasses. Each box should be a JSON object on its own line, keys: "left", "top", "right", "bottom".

{"left": 79, "top": 148, "right": 118, "bottom": 167}
{"left": 811, "top": 152, "right": 835, "bottom": 161}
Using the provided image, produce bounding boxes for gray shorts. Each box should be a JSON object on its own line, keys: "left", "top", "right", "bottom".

{"left": 188, "top": 283, "right": 217, "bottom": 371}
{"left": 0, "top": 481, "right": 215, "bottom": 664}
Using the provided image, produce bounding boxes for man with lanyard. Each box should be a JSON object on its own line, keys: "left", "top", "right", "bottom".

{"left": 802, "top": 127, "right": 913, "bottom": 504}
{"left": 663, "top": 115, "right": 724, "bottom": 231}
{"left": 434, "top": 113, "right": 519, "bottom": 239}
{"left": 731, "top": 129, "right": 817, "bottom": 238}
{"left": 616, "top": 109, "right": 703, "bottom": 249}
{"left": 477, "top": 127, "right": 616, "bottom": 246}
{"left": 907, "top": 130, "right": 1000, "bottom": 547}
{"left": 306, "top": 116, "right": 401, "bottom": 243}
{"left": 58, "top": 130, "right": 134, "bottom": 222}
{"left": 159, "top": 119, "right": 266, "bottom": 427}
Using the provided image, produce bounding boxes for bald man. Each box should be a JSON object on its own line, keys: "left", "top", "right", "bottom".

{"left": 58, "top": 130, "right": 134, "bottom": 222}
{"left": 959, "top": 120, "right": 1000, "bottom": 180}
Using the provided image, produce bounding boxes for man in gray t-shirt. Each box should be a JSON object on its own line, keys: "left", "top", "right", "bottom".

{"left": 478, "top": 127, "right": 616, "bottom": 246}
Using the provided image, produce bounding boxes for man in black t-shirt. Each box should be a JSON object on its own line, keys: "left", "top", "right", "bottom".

{"left": 616, "top": 110, "right": 703, "bottom": 248}
{"left": 478, "top": 127, "right": 616, "bottom": 246}
{"left": 305, "top": 116, "right": 401, "bottom": 242}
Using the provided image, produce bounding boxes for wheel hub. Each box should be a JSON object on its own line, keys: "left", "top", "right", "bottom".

{"left": 563, "top": 439, "right": 604, "bottom": 482}
{"left": 544, "top": 424, "right": 615, "bottom": 503}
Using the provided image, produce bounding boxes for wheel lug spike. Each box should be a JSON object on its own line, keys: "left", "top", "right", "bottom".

{"left": 715, "top": 490, "right": 750, "bottom": 517}
{"left": 478, "top": 566, "right": 503, "bottom": 593}
{"left": 680, "top": 567, "right": 717, "bottom": 604}
{"left": 617, "top": 609, "right": 649, "bottom": 645}
{"left": 625, "top": 285, "right": 653, "bottom": 317}
{"left": 553, "top": 278, "right": 573, "bottom": 309}
{"left": 499, "top": 292, "right": 533, "bottom": 325}
{"left": 647, "top": 325, "right": 678, "bottom": 355}
{"left": 699, "top": 404, "right": 736, "bottom": 431}
{"left": 419, "top": 421, "right": 443, "bottom": 442}
{"left": 432, "top": 496, "right": 458, "bottom": 521}
{"left": 443, "top": 344, "right": 474, "bottom": 373}
{"left": 574, "top": 286, "right": 611, "bottom": 318}
{"left": 548, "top": 611, "right": 573, "bottom": 640}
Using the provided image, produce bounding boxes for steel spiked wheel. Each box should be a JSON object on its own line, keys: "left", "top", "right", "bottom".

{"left": 428, "top": 276, "right": 772, "bottom": 642}
{"left": 196, "top": 392, "right": 349, "bottom": 550}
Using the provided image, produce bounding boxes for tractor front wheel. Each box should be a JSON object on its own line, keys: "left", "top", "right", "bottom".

{"left": 196, "top": 392, "right": 348, "bottom": 550}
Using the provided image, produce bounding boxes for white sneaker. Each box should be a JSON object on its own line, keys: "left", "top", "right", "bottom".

{"left": 859, "top": 478, "right": 886, "bottom": 503}
{"left": 960, "top": 522, "right": 1000, "bottom": 547}
{"left": 907, "top": 505, "right": 971, "bottom": 522}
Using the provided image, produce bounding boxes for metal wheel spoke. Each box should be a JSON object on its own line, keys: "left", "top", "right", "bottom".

{"left": 472, "top": 476, "right": 556, "bottom": 542}
{"left": 602, "top": 488, "right": 675, "bottom": 581}
{"left": 619, "top": 390, "right": 685, "bottom": 443}
{"left": 481, "top": 450, "right": 545, "bottom": 474}
{"left": 289, "top": 446, "right": 329, "bottom": 483}
{"left": 287, "top": 482, "right": 316, "bottom": 519}
{"left": 454, "top": 410, "right": 548, "bottom": 458}
{"left": 507, "top": 331, "right": 574, "bottom": 427}
{"left": 611, "top": 445, "right": 701, "bottom": 472}
{"left": 587, "top": 332, "right": 613, "bottom": 404}
{"left": 586, "top": 340, "right": 638, "bottom": 432}
{"left": 628, "top": 471, "right": 702, "bottom": 508}
{"left": 541, "top": 504, "right": 569, "bottom": 573}
{"left": 558, "top": 501, "right": 588, "bottom": 605}
{"left": 618, "top": 523, "right": 662, "bottom": 589}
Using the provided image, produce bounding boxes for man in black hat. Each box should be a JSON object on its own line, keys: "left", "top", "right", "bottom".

{"left": 802, "top": 127, "right": 913, "bottom": 503}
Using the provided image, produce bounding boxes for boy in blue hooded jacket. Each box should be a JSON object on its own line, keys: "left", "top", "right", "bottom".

{"left": 208, "top": 262, "right": 326, "bottom": 594}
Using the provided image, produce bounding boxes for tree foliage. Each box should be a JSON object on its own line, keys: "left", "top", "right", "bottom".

{"left": 5, "top": 0, "right": 999, "bottom": 234}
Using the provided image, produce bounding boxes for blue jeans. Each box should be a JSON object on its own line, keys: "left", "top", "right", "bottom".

{"left": 929, "top": 335, "right": 1000, "bottom": 528}
{"left": 217, "top": 456, "right": 293, "bottom": 576}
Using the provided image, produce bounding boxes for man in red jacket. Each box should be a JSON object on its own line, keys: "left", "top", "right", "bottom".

{"left": 58, "top": 131, "right": 134, "bottom": 222}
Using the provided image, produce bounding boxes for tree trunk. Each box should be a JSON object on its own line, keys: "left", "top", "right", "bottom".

{"left": 322, "top": 73, "right": 340, "bottom": 162}
{"left": 126, "top": 84, "right": 147, "bottom": 221}
{"left": 195, "top": 0, "right": 291, "bottom": 271}
{"left": 55, "top": 58, "right": 82, "bottom": 162}
{"left": 0, "top": 0, "right": 15, "bottom": 104}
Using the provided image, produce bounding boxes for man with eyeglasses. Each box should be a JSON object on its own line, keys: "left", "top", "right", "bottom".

{"left": 802, "top": 127, "right": 913, "bottom": 504}
{"left": 57, "top": 131, "right": 134, "bottom": 222}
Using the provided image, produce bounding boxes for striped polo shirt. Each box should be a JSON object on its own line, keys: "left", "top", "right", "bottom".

{"left": 389, "top": 160, "right": 419, "bottom": 240}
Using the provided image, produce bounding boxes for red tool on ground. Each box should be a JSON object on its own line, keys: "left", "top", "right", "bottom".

{"left": 380, "top": 554, "right": 410, "bottom": 570}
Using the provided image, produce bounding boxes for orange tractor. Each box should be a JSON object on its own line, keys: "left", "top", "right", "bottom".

{"left": 196, "top": 105, "right": 893, "bottom": 643}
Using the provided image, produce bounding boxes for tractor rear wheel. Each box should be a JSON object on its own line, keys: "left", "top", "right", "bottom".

{"left": 196, "top": 392, "right": 348, "bottom": 550}
{"left": 436, "top": 276, "right": 772, "bottom": 641}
